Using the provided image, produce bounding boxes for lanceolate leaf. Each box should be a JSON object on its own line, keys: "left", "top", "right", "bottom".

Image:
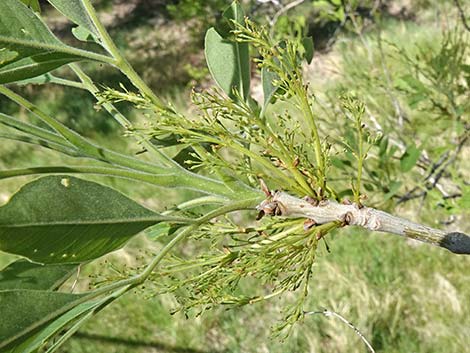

{"left": 400, "top": 143, "right": 421, "bottom": 172}
{"left": 71, "top": 26, "right": 96, "bottom": 42}
{"left": 0, "top": 176, "right": 160, "bottom": 264}
{"left": 47, "top": 0, "right": 99, "bottom": 38}
{"left": 204, "top": 1, "right": 250, "bottom": 101}
{"left": 0, "top": 53, "right": 81, "bottom": 84}
{"left": 0, "top": 260, "right": 77, "bottom": 291}
{"left": 15, "top": 73, "right": 63, "bottom": 85}
{"left": 222, "top": 1, "right": 244, "bottom": 26}
{"left": 302, "top": 36, "right": 314, "bottom": 64}
{"left": 4, "top": 300, "right": 97, "bottom": 353}
{"left": 19, "top": 0, "right": 40, "bottom": 12}
{"left": 0, "top": 0, "right": 110, "bottom": 83}
{"left": 384, "top": 180, "right": 403, "bottom": 200}
{"left": 261, "top": 67, "right": 278, "bottom": 111}
{"left": 3, "top": 283, "right": 129, "bottom": 353}
{"left": 0, "top": 290, "right": 84, "bottom": 350}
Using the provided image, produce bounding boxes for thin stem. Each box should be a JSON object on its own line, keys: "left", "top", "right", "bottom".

{"left": 158, "top": 256, "right": 226, "bottom": 275}
{"left": 0, "top": 165, "right": 255, "bottom": 199}
{"left": 69, "top": 64, "right": 179, "bottom": 169}
{"left": 43, "top": 76, "right": 85, "bottom": 89}
{"left": 0, "top": 132, "right": 82, "bottom": 157}
{"left": 0, "top": 86, "right": 175, "bottom": 171}
{"left": 69, "top": 64, "right": 130, "bottom": 127}
{"left": 453, "top": 0, "right": 470, "bottom": 32}
{"left": 0, "top": 84, "right": 106, "bottom": 157}
{"left": 80, "top": 0, "right": 161, "bottom": 105}
{"left": 248, "top": 288, "right": 285, "bottom": 304}
{"left": 138, "top": 198, "right": 259, "bottom": 284}
{"left": 269, "top": 0, "right": 306, "bottom": 35}
{"left": 229, "top": 140, "right": 304, "bottom": 194}
{"left": 297, "top": 89, "right": 325, "bottom": 193}
{"left": 46, "top": 284, "right": 131, "bottom": 353}
{"left": 0, "top": 35, "right": 116, "bottom": 65}
{"left": 87, "top": 198, "right": 259, "bottom": 296}
{"left": 0, "top": 112, "right": 72, "bottom": 147}
{"left": 44, "top": 311, "right": 95, "bottom": 353}
{"left": 304, "top": 309, "right": 375, "bottom": 353}
{"left": 254, "top": 116, "right": 315, "bottom": 195}
{"left": 178, "top": 127, "right": 300, "bottom": 194}
{"left": 252, "top": 223, "right": 304, "bottom": 248}
{"left": 355, "top": 122, "right": 364, "bottom": 204}
{"left": 168, "top": 196, "right": 228, "bottom": 211}
{"left": 1, "top": 85, "right": 257, "bottom": 199}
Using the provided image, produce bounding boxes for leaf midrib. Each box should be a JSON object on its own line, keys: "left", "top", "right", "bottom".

{"left": 232, "top": 4, "right": 246, "bottom": 101}
{"left": 0, "top": 35, "right": 113, "bottom": 64}
{"left": 0, "top": 215, "right": 189, "bottom": 227}
{"left": 0, "top": 56, "right": 80, "bottom": 74}
{"left": 0, "top": 290, "right": 85, "bottom": 350}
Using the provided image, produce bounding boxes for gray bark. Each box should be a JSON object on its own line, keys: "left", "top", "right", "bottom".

{"left": 256, "top": 191, "right": 470, "bottom": 255}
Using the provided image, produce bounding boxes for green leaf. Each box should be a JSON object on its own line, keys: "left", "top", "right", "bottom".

{"left": 400, "top": 143, "right": 421, "bottom": 172}
{"left": 19, "top": 0, "right": 40, "bottom": 12}
{"left": 262, "top": 67, "right": 278, "bottom": 110}
{"left": 150, "top": 134, "right": 181, "bottom": 147}
{"left": 222, "top": 1, "right": 244, "bottom": 25}
{"left": 0, "top": 0, "right": 109, "bottom": 83}
{"left": 396, "top": 74, "right": 428, "bottom": 93}
{"left": 0, "top": 176, "right": 160, "bottom": 264}
{"left": 0, "top": 289, "right": 84, "bottom": 350}
{"left": 204, "top": 1, "right": 250, "bottom": 101}
{"left": 302, "top": 37, "right": 314, "bottom": 64}
{"left": 4, "top": 285, "right": 128, "bottom": 353}
{"left": 330, "top": 157, "right": 350, "bottom": 170}
{"left": 5, "top": 300, "right": 97, "bottom": 353}
{"left": 0, "top": 49, "right": 18, "bottom": 65}
{"left": 145, "top": 222, "right": 173, "bottom": 240}
{"left": 0, "top": 53, "right": 81, "bottom": 84}
{"left": 15, "top": 73, "right": 60, "bottom": 85}
{"left": 0, "top": 260, "right": 77, "bottom": 291}
{"left": 383, "top": 180, "right": 402, "bottom": 200}
{"left": 457, "top": 185, "right": 470, "bottom": 209}
{"left": 378, "top": 135, "right": 389, "bottom": 158}
{"left": 47, "top": 0, "right": 99, "bottom": 38}
{"left": 407, "top": 93, "right": 427, "bottom": 108}
{"left": 71, "top": 26, "right": 96, "bottom": 42}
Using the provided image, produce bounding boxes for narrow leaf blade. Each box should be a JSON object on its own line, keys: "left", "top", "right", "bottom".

{"left": 0, "top": 290, "right": 84, "bottom": 350}
{"left": 0, "top": 0, "right": 105, "bottom": 83}
{"left": 0, "top": 260, "right": 77, "bottom": 291}
{"left": 262, "top": 67, "right": 278, "bottom": 110}
{"left": 400, "top": 144, "right": 421, "bottom": 172}
{"left": 4, "top": 286, "right": 128, "bottom": 353}
{"left": 0, "top": 53, "right": 81, "bottom": 84}
{"left": 47, "top": 0, "right": 99, "bottom": 38}
{"left": 6, "top": 300, "right": 98, "bottom": 353}
{"left": 19, "top": 0, "right": 40, "bottom": 12}
{"left": 302, "top": 36, "right": 314, "bottom": 64}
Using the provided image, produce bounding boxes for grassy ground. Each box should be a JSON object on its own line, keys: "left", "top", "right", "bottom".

{"left": 1, "top": 1, "right": 469, "bottom": 352}
{"left": 52, "top": 230, "right": 470, "bottom": 353}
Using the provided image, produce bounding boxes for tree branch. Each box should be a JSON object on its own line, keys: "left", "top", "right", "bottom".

{"left": 304, "top": 309, "right": 375, "bottom": 353}
{"left": 453, "top": 0, "right": 470, "bottom": 32}
{"left": 257, "top": 191, "right": 470, "bottom": 254}
{"left": 269, "top": 0, "right": 306, "bottom": 30}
